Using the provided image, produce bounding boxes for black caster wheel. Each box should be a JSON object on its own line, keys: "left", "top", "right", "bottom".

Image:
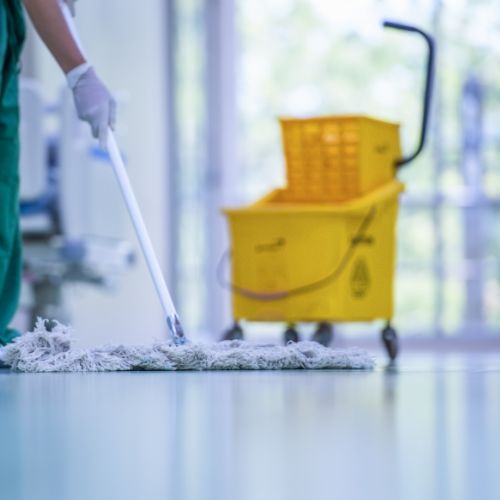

{"left": 381, "top": 325, "right": 398, "bottom": 361}
{"left": 284, "top": 325, "right": 300, "bottom": 344}
{"left": 311, "top": 322, "right": 334, "bottom": 347}
{"left": 221, "top": 322, "right": 244, "bottom": 341}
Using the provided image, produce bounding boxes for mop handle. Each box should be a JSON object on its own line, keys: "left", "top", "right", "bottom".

{"left": 106, "top": 131, "right": 185, "bottom": 343}
{"left": 106, "top": 131, "right": 177, "bottom": 318}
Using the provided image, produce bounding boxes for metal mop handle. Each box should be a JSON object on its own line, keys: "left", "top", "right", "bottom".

{"left": 59, "top": 0, "right": 185, "bottom": 344}
{"left": 106, "top": 132, "right": 186, "bottom": 345}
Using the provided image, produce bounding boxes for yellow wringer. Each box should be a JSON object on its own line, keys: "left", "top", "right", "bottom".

{"left": 221, "top": 21, "right": 435, "bottom": 360}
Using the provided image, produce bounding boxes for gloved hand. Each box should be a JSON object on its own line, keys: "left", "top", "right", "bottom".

{"left": 67, "top": 63, "right": 117, "bottom": 148}
{"left": 62, "top": 0, "right": 78, "bottom": 17}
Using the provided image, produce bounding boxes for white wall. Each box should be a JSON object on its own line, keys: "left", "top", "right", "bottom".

{"left": 24, "top": 0, "right": 172, "bottom": 346}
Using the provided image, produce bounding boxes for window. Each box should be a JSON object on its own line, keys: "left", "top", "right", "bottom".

{"left": 171, "top": 0, "right": 500, "bottom": 339}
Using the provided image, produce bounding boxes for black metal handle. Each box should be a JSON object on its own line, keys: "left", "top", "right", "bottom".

{"left": 383, "top": 20, "right": 435, "bottom": 168}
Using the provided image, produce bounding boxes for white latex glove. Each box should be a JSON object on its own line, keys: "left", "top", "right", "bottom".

{"left": 62, "top": 0, "right": 78, "bottom": 17}
{"left": 67, "top": 63, "right": 117, "bottom": 148}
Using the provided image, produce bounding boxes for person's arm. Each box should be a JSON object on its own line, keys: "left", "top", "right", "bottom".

{"left": 23, "top": 0, "right": 116, "bottom": 148}
{"left": 23, "top": 0, "right": 84, "bottom": 73}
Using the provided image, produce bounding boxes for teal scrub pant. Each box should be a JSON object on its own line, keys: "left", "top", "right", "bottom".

{"left": 0, "top": 0, "right": 25, "bottom": 345}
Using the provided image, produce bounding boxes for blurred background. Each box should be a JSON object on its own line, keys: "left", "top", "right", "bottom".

{"left": 14, "top": 0, "right": 500, "bottom": 347}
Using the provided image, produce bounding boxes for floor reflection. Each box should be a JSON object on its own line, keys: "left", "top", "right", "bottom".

{"left": 0, "top": 353, "right": 499, "bottom": 500}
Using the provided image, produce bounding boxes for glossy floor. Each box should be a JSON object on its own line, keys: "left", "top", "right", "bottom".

{"left": 1, "top": 352, "right": 499, "bottom": 500}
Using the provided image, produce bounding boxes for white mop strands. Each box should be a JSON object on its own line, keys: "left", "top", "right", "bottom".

{"left": 0, "top": 319, "right": 375, "bottom": 373}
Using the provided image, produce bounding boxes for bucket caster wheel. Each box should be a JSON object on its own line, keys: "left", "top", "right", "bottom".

{"left": 312, "top": 322, "right": 334, "bottom": 347}
{"left": 221, "top": 322, "right": 244, "bottom": 341}
{"left": 284, "top": 325, "right": 300, "bottom": 344}
{"left": 381, "top": 324, "right": 398, "bottom": 361}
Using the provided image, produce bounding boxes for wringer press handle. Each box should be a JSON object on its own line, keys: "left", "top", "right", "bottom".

{"left": 383, "top": 20, "right": 435, "bottom": 168}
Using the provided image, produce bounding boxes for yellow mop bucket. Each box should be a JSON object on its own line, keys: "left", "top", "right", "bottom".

{"left": 220, "top": 21, "right": 435, "bottom": 360}
{"left": 223, "top": 180, "right": 404, "bottom": 323}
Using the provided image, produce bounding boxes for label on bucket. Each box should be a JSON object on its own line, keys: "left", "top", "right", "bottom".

{"left": 350, "top": 258, "right": 370, "bottom": 298}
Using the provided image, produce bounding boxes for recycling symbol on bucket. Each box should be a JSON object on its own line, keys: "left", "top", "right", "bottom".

{"left": 350, "top": 258, "right": 370, "bottom": 298}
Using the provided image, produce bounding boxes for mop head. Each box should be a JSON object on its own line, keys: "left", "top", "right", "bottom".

{"left": 0, "top": 319, "right": 375, "bottom": 372}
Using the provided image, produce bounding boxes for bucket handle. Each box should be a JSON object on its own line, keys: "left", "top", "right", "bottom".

{"left": 217, "top": 207, "right": 377, "bottom": 301}
{"left": 383, "top": 20, "right": 435, "bottom": 168}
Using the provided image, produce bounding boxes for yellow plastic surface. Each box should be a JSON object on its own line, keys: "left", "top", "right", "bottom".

{"left": 223, "top": 180, "right": 404, "bottom": 323}
{"left": 280, "top": 115, "right": 402, "bottom": 202}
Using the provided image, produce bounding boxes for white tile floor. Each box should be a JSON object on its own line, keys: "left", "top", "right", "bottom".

{"left": 1, "top": 352, "right": 499, "bottom": 500}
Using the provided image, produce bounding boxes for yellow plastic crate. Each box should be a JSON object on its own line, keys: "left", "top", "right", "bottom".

{"left": 280, "top": 115, "right": 402, "bottom": 202}
{"left": 222, "top": 180, "right": 404, "bottom": 323}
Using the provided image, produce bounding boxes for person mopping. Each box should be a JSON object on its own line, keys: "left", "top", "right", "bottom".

{"left": 0, "top": 0, "right": 115, "bottom": 345}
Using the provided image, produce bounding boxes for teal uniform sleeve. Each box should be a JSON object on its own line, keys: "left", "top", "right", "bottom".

{"left": 0, "top": 0, "right": 25, "bottom": 345}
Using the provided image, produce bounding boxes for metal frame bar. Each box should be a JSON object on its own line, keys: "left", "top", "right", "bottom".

{"left": 203, "top": 0, "right": 238, "bottom": 337}
{"left": 165, "top": 0, "right": 180, "bottom": 305}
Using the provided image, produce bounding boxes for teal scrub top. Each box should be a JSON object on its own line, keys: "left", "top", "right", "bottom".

{"left": 0, "top": 0, "right": 25, "bottom": 345}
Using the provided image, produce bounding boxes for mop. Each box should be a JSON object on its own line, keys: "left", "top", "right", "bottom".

{"left": 0, "top": 3, "right": 374, "bottom": 372}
